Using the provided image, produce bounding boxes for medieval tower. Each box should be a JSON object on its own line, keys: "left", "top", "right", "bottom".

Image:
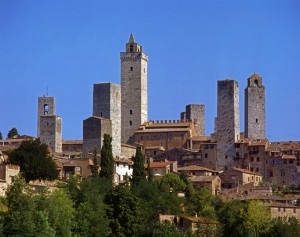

{"left": 37, "top": 96, "right": 62, "bottom": 153}
{"left": 185, "top": 104, "right": 205, "bottom": 136}
{"left": 120, "top": 34, "right": 148, "bottom": 144}
{"left": 93, "top": 82, "right": 121, "bottom": 157}
{"left": 216, "top": 80, "right": 240, "bottom": 170}
{"left": 245, "top": 73, "right": 266, "bottom": 139}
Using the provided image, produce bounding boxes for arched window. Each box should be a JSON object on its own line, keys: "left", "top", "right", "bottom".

{"left": 130, "top": 67, "right": 133, "bottom": 71}
{"left": 44, "top": 104, "right": 49, "bottom": 115}
{"left": 254, "top": 80, "right": 258, "bottom": 87}
{"left": 130, "top": 45, "right": 133, "bottom": 52}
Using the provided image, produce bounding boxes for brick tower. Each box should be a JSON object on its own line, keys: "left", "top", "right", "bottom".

{"left": 216, "top": 80, "right": 240, "bottom": 170}
{"left": 245, "top": 73, "right": 266, "bottom": 139}
{"left": 121, "top": 34, "right": 148, "bottom": 144}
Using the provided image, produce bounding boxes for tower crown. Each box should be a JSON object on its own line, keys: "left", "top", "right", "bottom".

{"left": 126, "top": 33, "right": 143, "bottom": 53}
{"left": 248, "top": 73, "right": 263, "bottom": 88}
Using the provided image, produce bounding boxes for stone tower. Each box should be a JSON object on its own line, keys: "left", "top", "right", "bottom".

{"left": 121, "top": 34, "right": 148, "bottom": 144}
{"left": 93, "top": 82, "right": 121, "bottom": 157}
{"left": 185, "top": 104, "right": 205, "bottom": 136}
{"left": 217, "top": 80, "right": 240, "bottom": 170}
{"left": 37, "top": 96, "right": 56, "bottom": 137}
{"left": 245, "top": 73, "right": 266, "bottom": 139}
{"left": 38, "top": 96, "right": 62, "bottom": 153}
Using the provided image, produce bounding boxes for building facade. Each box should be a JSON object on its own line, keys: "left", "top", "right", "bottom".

{"left": 245, "top": 73, "right": 266, "bottom": 139}
{"left": 121, "top": 34, "right": 148, "bottom": 144}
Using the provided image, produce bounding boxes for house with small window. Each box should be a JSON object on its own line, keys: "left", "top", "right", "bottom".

{"left": 270, "top": 203, "right": 300, "bottom": 220}
{"left": 0, "top": 164, "right": 20, "bottom": 196}
{"left": 114, "top": 158, "right": 133, "bottom": 184}
{"left": 220, "top": 167, "right": 262, "bottom": 189}
{"left": 148, "top": 161, "right": 177, "bottom": 177}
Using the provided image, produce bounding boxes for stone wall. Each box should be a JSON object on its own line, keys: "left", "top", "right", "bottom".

{"left": 217, "top": 80, "right": 240, "bottom": 170}
{"left": 82, "top": 116, "right": 112, "bottom": 157}
{"left": 40, "top": 115, "right": 62, "bottom": 153}
{"left": 245, "top": 73, "right": 266, "bottom": 139}
{"left": 186, "top": 104, "right": 205, "bottom": 136}
{"left": 93, "top": 83, "right": 121, "bottom": 157}
{"left": 121, "top": 35, "right": 148, "bottom": 144}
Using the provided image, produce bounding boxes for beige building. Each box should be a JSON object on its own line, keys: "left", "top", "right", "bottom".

{"left": 149, "top": 161, "right": 177, "bottom": 177}
{"left": 270, "top": 203, "right": 300, "bottom": 220}
{"left": 189, "top": 176, "right": 221, "bottom": 196}
{"left": 0, "top": 164, "right": 20, "bottom": 196}
{"left": 220, "top": 167, "right": 262, "bottom": 189}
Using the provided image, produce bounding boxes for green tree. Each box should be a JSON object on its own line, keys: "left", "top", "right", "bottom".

{"left": 244, "top": 200, "right": 271, "bottom": 237}
{"left": 100, "top": 134, "right": 114, "bottom": 180}
{"left": 104, "top": 186, "right": 143, "bottom": 237}
{"left": 0, "top": 132, "right": 2, "bottom": 140}
{"left": 152, "top": 221, "right": 182, "bottom": 237}
{"left": 7, "top": 128, "right": 19, "bottom": 139}
{"left": 8, "top": 139, "right": 59, "bottom": 182}
{"left": 160, "top": 173, "right": 186, "bottom": 192}
{"left": 91, "top": 149, "right": 99, "bottom": 177}
{"left": 132, "top": 146, "right": 146, "bottom": 186}
{"left": 147, "top": 158, "right": 154, "bottom": 182}
{"left": 269, "top": 217, "right": 300, "bottom": 237}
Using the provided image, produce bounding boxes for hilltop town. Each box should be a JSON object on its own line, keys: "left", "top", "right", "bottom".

{"left": 1, "top": 34, "right": 300, "bottom": 235}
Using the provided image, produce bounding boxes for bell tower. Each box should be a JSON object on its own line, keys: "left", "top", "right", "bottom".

{"left": 120, "top": 34, "right": 148, "bottom": 144}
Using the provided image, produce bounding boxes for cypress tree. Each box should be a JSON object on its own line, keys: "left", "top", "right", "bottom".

{"left": 100, "top": 134, "right": 114, "bottom": 181}
{"left": 132, "top": 146, "right": 146, "bottom": 186}
{"left": 91, "top": 149, "right": 99, "bottom": 177}
{"left": 147, "top": 158, "right": 154, "bottom": 182}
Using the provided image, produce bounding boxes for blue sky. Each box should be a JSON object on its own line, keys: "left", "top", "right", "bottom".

{"left": 0, "top": 0, "right": 299, "bottom": 141}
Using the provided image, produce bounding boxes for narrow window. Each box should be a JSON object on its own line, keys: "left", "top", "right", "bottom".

{"left": 44, "top": 104, "right": 49, "bottom": 115}
{"left": 254, "top": 79, "right": 258, "bottom": 87}
{"left": 130, "top": 45, "right": 133, "bottom": 52}
{"left": 130, "top": 66, "right": 133, "bottom": 71}
{"left": 100, "top": 112, "right": 102, "bottom": 116}
{"left": 256, "top": 118, "right": 258, "bottom": 123}
{"left": 257, "top": 157, "right": 260, "bottom": 162}
{"left": 205, "top": 153, "right": 208, "bottom": 158}
{"left": 130, "top": 110, "right": 133, "bottom": 115}
{"left": 129, "top": 121, "right": 132, "bottom": 126}
{"left": 144, "top": 68, "right": 146, "bottom": 73}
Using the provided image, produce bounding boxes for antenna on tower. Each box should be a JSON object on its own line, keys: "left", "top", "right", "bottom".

{"left": 46, "top": 86, "right": 48, "bottom": 96}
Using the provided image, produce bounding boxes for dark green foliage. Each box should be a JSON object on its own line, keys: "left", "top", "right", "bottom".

{"left": 100, "top": 134, "right": 114, "bottom": 181}
{"left": 7, "top": 128, "right": 19, "bottom": 139}
{"left": 105, "top": 186, "right": 143, "bottom": 237}
{"left": 132, "top": 146, "right": 146, "bottom": 186}
{"left": 0, "top": 132, "right": 2, "bottom": 140}
{"left": 268, "top": 217, "right": 300, "bottom": 237}
{"left": 147, "top": 158, "right": 154, "bottom": 182}
{"left": 152, "top": 222, "right": 182, "bottom": 237}
{"left": 91, "top": 149, "right": 99, "bottom": 177}
{"left": 160, "top": 173, "right": 186, "bottom": 192}
{"left": 8, "top": 139, "right": 59, "bottom": 182}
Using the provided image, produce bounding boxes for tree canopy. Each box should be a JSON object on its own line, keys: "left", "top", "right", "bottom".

{"left": 132, "top": 146, "right": 146, "bottom": 186}
{"left": 100, "top": 134, "right": 114, "bottom": 181}
{"left": 0, "top": 132, "right": 2, "bottom": 140}
{"left": 7, "top": 128, "right": 19, "bottom": 139}
{"left": 8, "top": 139, "right": 59, "bottom": 182}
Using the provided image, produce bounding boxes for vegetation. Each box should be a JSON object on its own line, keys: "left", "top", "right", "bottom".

{"left": 132, "top": 146, "right": 146, "bottom": 186}
{"left": 0, "top": 174, "right": 298, "bottom": 237}
{"left": 91, "top": 149, "right": 99, "bottom": 177}
{"left": 7, "top": 128, "right": 19, "bottom": 139}
{"left": 7, "top": 139, "right": 59, "bottom": 182}
{"left": 0, "top": 132, "right": 2, "bottom": 140}
{"left": 100, "top": 134, "right": 114, "bottom": 181}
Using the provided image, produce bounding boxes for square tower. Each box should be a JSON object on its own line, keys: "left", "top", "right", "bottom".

{"left": 120, "top": 34, "right": 148, "bottom": 144}
{"left": 93, "top": 83, "right": 121, "bottom": 157}
{"left": 217, "top": 80, "right": 240, "bottom": 170}
{"left": 40, "top": 115, "right": 62, "bottom": 153}
{"left": 186, "top": 104, "right": 205, "bottom": 136}
{"left": 82, "top": 116, "right": 112, "bottom": 157}
{"left": 37, "top": 96, "right": 56, "bottom": 137}
{"left": 245, "top": 73, "right": 266, "bottom": 139}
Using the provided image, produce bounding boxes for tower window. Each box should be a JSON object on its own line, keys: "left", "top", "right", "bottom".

{"left": 254, "top": 80, "right": 258, "bottom": 87}
{"left": 130, "top": 67, "right": 133, "bottom": 71}
{"left": 129, "top": 121, "right": 132, "bottom": 126}
{"left": 130, "top": 45, "right": 133, "bottom": 52}
{"left": 256, "top": 118, "right": 258, "bottom": 123}
{"left": 130, "top": 110, "right": 133, "bottom": 115}
{"left": 144, "top": 68, "right": 146, "bottom": 73}
{"left": 100, "top": 112, "right": 103, "bottom": 116}
{"left": 44, "top": 104, "right": 49, "bottom": 115}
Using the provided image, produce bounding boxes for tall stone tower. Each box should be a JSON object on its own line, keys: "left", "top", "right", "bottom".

{"left": 38, "top": 96, "right": 62, "bottom": 153}
{"left": 245, "top": 73, "right": 266, "bottom": 139}
{"left": 93, "top": 82, "right": 121, "bottom": 157}
{"left": 37, "top": 96, "right": 56, "bottom": 137}
{"left": 185, "top": 104, "right": 205, "bottom": 136}
{"left": 217, "top": 80, "right": 240, "bottom": 170}
{"left": 121, "top": 34, "right": 148, "bottom": 144}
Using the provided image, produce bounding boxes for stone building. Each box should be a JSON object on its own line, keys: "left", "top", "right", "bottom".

{"left": 121, "top": 34, "right": 148, "bottom": 144}
{"left": 134, "top": 120, "right": 195, "bottom": 152}
{"left": 185, "top": 104, "right": 205, "bottom": 137}
{"left": 82, "top": 116, "right": 112, "bottom": 157}
{"left": 216, "top": 80, "right": 240, "bottom": 170}
{"left": 245, "top": 73, "right": 266, "bottom": 139}
{"left": 38, "top": 96, "right": 62, "bottom": 153}
{"left": 93, "top": 82, "right": 121, "bottom": 157}
{"left": 0, "top": 164, "right": 20, "bottom": 196}
{"left": 39, "top": 115, "right": 62, "bottom": 153}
